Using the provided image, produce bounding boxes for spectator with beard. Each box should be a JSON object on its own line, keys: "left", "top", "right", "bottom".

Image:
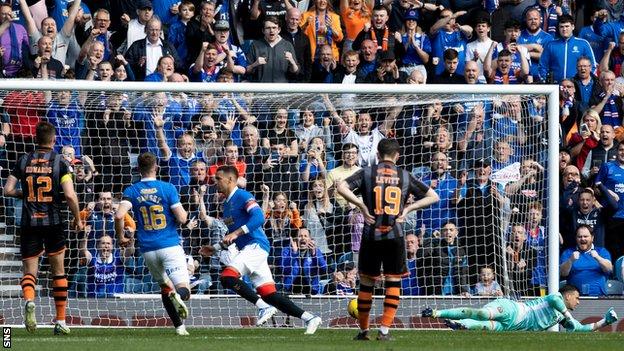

{"left": 280, "top": 227, "right": 328, "bottom": 295}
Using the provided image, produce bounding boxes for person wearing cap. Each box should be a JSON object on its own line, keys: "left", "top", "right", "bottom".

{"left": 122, "top": 0, "right": 154, "bottom": 51}
{"left": 212, "top": 19, "right": 248, "bottom": 81}
{"left": 395, "top": 9, "right": 430, "bottom": 81}
{"left": 126, "top": 17, "right": 181, "bottom": 81}
{"left": 430, "top": 48, "right": 465, "bottom": 84}
{"left": 363, "top": 49, "right": 407, "bottom": 83}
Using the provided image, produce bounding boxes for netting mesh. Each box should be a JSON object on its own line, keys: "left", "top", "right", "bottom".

{"left": 0, "top": 85, "right": 552, "bottom": 327}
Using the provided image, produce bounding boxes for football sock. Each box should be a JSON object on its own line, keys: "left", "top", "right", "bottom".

{"left": 52, "top": 275, "right": 68, "bottom": 322}
{"left": 357, "top": 284, "right": 373, "bottom": 331}
{"left": 380, "top": 280, "right": 400, "bottom": 328}
{"left": 162, "top": 292, "right": 183, "bottom": 328}
{"left": 21, "top": 274, "right": 36, "bottom": 301}
{"left": 262, "top": 293, "right": 305, "bottom": 318}
{"left": 221, "top": 276, "right": 259, "bottom": 304}
{"left": 301, "top": 312, "right": 314, "bottom": 321}
{"left": 177, "top": 287, "right": 190, "bottom": 301}
{"left": 256, "top": 299, "right": 270, "bottom": 309}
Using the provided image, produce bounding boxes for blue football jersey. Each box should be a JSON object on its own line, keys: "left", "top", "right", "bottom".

{"left": 122, "top": 179, "right": 182, "bottom": 253}
{"left": 222, "top": 189, "right": 270, "bottom": 253}
{"left": 595, "top": 161, "right": 624, "bottom": 219}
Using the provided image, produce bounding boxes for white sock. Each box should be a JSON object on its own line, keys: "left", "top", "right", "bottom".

{"left": 301, "top": 312, "right": 314, "bottom": 321}
{"left": 256, "top": 299, "right": 270, "bottom": 309}
{"left": 380, "top": 326, "right": 389, "bottom": 335}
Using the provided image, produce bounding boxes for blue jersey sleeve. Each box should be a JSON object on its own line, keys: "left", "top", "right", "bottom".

{"left": 166, "top": 182, "right": 182, "bottom": 209}
{"left": 122, "top": 186, "right": 134, "bottom": 206}
{"left": 595, "top": 162, "right": 609, "bottom": 185}
{"left": 244, "top": 199, "right": 265, "bottom": 233}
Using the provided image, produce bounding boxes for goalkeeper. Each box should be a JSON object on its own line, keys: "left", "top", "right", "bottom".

{"left": 421, "top": 285, "right": 618, "bottom": 331}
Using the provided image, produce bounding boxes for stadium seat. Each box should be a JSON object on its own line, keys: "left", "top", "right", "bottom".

{"left": 615, "top": 256, "right": 624, "bottom": 282}
{"left": 606, "top": 280, "right": 624, "bottom": 296}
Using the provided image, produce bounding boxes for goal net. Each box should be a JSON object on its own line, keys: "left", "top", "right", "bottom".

{"left": 0, "top": 81, "right": 559, "bottom": 329}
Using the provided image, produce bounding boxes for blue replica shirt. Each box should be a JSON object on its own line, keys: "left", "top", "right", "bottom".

{"left": 122, "top": 179, "right": 182, "bottom": 253}
{"left": 538, "top": 36, "right": 596, "bottom": 83}
{"left": 401, "top": 33, "right": 432, "bottom": 66}
{"left": 46, "top": 99, "right": 84, "bottom": 156}
{"left": 431, "top": 30, "right": 468, "bottom": 75}
{"left": 578, "top": 25, "right": 607, "bottom": 63}
{"left": 560, "top": 246, "right": 611, "bottom": 296}
{"left": 518, "top": 29, "right": 553, "bottom": 78}
{"left": 222, "top": 188, "right": 270, "bottom": 253}
{"left": 85, "top": 210, "right": 116, "bottom": 251}
{"left": 166, "top": 149, "right": 198, "bottom": 189}
{"left": 417, "top": 172, "right": 457, "bottom": 233}
{"left": 86, "top": 250, "right": 125, "bottom": 298}
{"left": 153, "top": 0, "right": 178, "bottom": 25}
{"left": 526, "top": 226, "right": 547, "bottom": 286}
{"left": 593, "top": 17, "right": 624, "bottom": 45}
{"left": 402, "top": 258, "right": 421, "bottom": 296}
{"left": 168, "top": 19, "right": 189, "bottom": 65}
{"left": 595, "top": 160, "right": 624, "bottom": 219}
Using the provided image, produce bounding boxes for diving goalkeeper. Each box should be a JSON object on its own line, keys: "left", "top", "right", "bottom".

{"left": 421, "top": 285, "right": 618, "bottom": 331}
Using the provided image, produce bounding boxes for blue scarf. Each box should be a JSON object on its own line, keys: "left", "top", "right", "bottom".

{"left": 9, "top": 23, "right": 21, "bottom": 64}
{"left": 314, "top": 12, "right": 332, "bottom": 59}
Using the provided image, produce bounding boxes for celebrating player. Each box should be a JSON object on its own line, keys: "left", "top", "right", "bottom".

{"left": 422, "top": 284, "right": 618, "bottom": 331}
{"left": 337, "top": 138, "right": 440, "bottom": 340}
{"left": 3, "top": 121, "right": 84, "bottom": 335}
{"left": 199, "top": 165, "right": 322, "bottom": 334}
{"left": 115, "top": 152, "right": 192, "bottom": 336}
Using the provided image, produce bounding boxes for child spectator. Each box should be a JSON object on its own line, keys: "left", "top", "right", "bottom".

{"left": 473, "top": 266, "right": 503, "bottom": 296}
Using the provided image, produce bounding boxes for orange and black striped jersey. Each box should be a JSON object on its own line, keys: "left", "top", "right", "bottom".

{"left": 345, "top": 161, "right": 430, "bottom": 241}
{"left": 11, "top": 149, "right": 72, "bottom": 227}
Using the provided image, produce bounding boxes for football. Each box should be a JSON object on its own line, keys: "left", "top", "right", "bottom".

{"left": 347, "top": 298, "right": 358, "bottom": 319}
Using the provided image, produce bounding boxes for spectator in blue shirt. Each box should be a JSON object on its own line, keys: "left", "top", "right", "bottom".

{"left": 82, "top": 235, "right": 130, "bottom": 298}
{"left": 538, "top": 15, "right": 596, "bottom": 83}
{"left": 154, "top": 111, "right": 198, "bottom": 189}
{"left": 167, "top": 1, "right": 195, "bottom": 66}
{"left": 595, "top": 142, "right": 624, "bottom": 258}
{"left": 46, "top": 90, "right": 84, "bottom": 156}
{"left": 560, "top": 225, "right": 613, "bottom": 296}
{"left": 280, "top": 227, "right": 328, "bottom": 295}
{"left": 417, "top": 152, "right": 458, "bottom": 235}
{"left": 429, "top": 8, "right": 472, "bottom": 76}
{"left": 518, "top": 7, "right": 554, "bottom": 81}
{"left": 402, "top": 233, "right": 422, "bottom": 296}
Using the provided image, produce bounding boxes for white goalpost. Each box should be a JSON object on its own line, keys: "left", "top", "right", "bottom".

{"left": 0, "top": 81, "right": 559, "bottom": 328}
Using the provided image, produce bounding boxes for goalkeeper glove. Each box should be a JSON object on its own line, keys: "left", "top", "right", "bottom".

{"left": 604, "top": 308, "right": 618, "bottom": 325}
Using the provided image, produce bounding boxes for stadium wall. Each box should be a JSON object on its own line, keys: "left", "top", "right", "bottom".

{"left": 1, "top": 297, "right": 622, "bottom": 332}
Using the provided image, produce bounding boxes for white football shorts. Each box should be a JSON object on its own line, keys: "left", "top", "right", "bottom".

{"left": 143, "top": 245, "right": 190, "bottom": 287}
{"left": 227, "top": 243, "right": 274, "bottom": 288}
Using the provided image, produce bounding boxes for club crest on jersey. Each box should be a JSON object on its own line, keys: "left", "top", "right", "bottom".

{"left": 223, "top": 217, "right": 234, "bottom": 226}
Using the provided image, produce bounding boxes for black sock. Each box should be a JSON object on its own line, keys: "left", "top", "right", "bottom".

{"left": 162, "top": 293, "right": 183, "bottom": 327}
{"left": 262, "top": 292, "right": 304, "bottom": 319}
{"left": 220, "top": 276, "right": 259, "bottom": 304}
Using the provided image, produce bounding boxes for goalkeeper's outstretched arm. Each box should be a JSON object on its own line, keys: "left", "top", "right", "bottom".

{"left": 561, "top": 308, "right": 618, "bottom": 332}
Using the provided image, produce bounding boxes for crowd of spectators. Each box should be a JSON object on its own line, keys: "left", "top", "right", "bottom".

{"left": 0, "top": 0, "right": 624, "bottom": 298}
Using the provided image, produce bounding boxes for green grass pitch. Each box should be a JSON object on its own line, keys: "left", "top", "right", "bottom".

{"left": 8, "top": 328, "right": 624, "bottom": 351}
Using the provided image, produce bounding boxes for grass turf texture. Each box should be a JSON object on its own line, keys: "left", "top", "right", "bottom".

{"left": 9, "top": 328, "right": 624, "bottom": 351}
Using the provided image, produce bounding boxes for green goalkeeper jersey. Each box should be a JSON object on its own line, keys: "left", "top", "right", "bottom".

{"left": 503, "top": 293, "right": 591, "bottom": 331}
